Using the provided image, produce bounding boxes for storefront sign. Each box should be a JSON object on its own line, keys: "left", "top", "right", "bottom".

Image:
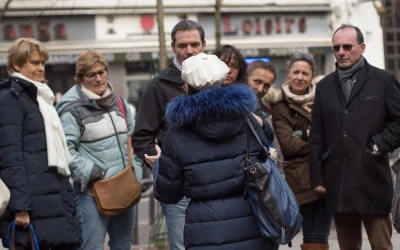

{"left": 0, "top": 16, "right": 95, "bottom": 42}
{"left": 224, "top": 15, "right": 306, "bottom": 35}
{"left": 199, "top": 13, "right": 329, "bottom": 37}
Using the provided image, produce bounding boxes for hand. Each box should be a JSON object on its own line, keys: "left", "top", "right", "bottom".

{"left": 145, "top": 145, "right": 161, "bottom": 167}
{"left": 313, "top": 185, "right": 326, "bottom": 194}
{"left": 251, "top": 113, "right": 264, "bottom": 127}
{"left": 15, "top": 211, "right": 30, "bottom": 228}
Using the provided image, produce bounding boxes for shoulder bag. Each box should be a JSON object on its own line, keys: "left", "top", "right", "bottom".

{"left": 91, "top": 97, "right": 141, "bottom": 216}
{"left": 244, "top": 115, "right": 302, "bottom": 246}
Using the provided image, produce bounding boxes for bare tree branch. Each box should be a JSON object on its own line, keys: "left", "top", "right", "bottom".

{"left": 0, "top": 0, "right": 13, "bottom": 22}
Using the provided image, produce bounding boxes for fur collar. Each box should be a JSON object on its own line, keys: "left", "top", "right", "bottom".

{"left": 166, "top": 84, "right": 257, "bottom": 128}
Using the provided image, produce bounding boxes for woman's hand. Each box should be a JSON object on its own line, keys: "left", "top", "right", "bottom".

{"left": 145, "top": 145, "right": 161, "bottom": 168}
{"left": 15, "top": 211, "right": 30, "bottom": 228}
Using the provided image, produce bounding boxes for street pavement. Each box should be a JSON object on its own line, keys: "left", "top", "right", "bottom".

{"left": 2, "top": 196, "right": 400, "bottom": 249}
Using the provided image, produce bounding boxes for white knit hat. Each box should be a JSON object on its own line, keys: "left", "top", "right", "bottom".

{"left": 181, "top": 53, "right": 229, "bottom": 90}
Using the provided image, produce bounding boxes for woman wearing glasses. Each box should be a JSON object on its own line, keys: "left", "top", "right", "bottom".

{"left": 268, "top": 52, "right": 332, "bottom": 250}
{"left": 56, "top": 50, "right": 142, "bottom": 250}
{"left": 213, "top": 44, "right": 247, "bottom": 86}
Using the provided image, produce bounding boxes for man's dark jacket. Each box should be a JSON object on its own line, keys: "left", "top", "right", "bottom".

{"left": 132, "top": 62, "right": 185, "bottom": 163}
{"left": 309, "top": 60, "right": 400, "bottom": 214}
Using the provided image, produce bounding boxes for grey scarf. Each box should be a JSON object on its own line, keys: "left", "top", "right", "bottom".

{"left": 337, "top": 56, "right": 365, "bottom": 100}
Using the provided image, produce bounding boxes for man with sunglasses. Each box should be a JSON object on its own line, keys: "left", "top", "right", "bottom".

{"left": 309, "top": 24, "right": 400, "bottom": 250}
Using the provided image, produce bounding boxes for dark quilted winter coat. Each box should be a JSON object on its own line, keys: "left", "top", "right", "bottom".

{"left": 0, "top": 77, "right": 81, "bottom": 247}
{"left": 154, "top": 84, "right": 278, "bottom": 250}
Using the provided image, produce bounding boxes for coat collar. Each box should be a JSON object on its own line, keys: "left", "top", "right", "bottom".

{"left": 9, "top": 76, "right": 38, "bottom": 100}
{"left": 166, "top": 84, "right": 257, "bottom": 128}
{"left": 333, "top": 59, "right": 371, "bottom": 108}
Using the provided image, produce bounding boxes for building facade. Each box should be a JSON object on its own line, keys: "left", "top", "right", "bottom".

{"left": 0, "top": 0, "right": 334, "bottom": 107}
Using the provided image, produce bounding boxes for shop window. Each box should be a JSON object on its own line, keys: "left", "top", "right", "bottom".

{"left": 387, "top": 32, "right": 394, "bottom": 41}
{"left": 388, "top": 59, "right": 395, "bottom": 71}
{"left": 387, "top": 45, "right": 395, "bottom": 54}
{"left": 385, "top": 14, "right": 393, "bottom": 27}
{"left": 385, "top": 0, "right": 392, "bottom": 8}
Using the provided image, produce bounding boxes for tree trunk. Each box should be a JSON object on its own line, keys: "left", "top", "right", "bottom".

{"left": 0, "top": 0, "right": 13, "bottom": 21}
{"left": 156, "top": 0, "right": 167, "bottom": 71}
{"left": 215, "top": 0, "right": 222, "bottom": 49}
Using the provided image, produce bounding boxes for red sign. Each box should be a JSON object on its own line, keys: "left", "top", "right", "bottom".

{"left": 141, "top": 15, "right": 155, "bottom": 31}
{"left": 224, "top": 15, "right": 307, "bottom": 35}
{"left": 2, "top": 21, "right": 67, "bottom": 41}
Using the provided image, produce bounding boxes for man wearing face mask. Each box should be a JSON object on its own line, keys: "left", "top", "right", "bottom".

{"left": 309, "top": 24, "right": 400, "bottom": 250}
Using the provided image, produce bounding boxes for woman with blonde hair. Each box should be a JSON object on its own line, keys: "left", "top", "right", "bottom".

{"left": 0, "top": 37, "right": 81, "bottom": 250}
{"left": 56, "top": 50, "right": 142, "bottom": 250}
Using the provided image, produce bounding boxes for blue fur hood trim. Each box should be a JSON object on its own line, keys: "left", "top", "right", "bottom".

{"left": 166, "top": 84, "right": 257, "bottom": 128}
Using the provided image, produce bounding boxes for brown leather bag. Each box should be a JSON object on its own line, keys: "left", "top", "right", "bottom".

{"left": 90, "top": 97, "right": 141, "bottom": 217}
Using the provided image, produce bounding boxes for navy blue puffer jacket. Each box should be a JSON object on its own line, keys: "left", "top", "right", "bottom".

{"left": 0, "top": 77, "right": 81, "bottom": 247}
{"left": 154, "top": 84, "right": 278, "bottom": 250}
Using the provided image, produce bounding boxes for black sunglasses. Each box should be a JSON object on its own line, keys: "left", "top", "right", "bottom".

{"left": 332, "top": 44, "right": 359, "bottom": 52}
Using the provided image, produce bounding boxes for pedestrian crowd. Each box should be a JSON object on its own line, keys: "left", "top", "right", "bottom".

{"left": 0, "top": 19, "right": 399, "bottom": 250}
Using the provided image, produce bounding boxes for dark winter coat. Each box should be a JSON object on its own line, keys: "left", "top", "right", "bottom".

{"left": 0, "top": 77, "right": 81, "bottom": 247}
{"left": 309, "top": 60, "right": 400, "bottom": 214}
{"left": 271, "top": 91, "right": 323, "bottom": 205}
{"left": 132, "top": 62, "right": 185, "bottom": 163}
{"left": 154, "top": 84, "right": 278, "bottom": 250}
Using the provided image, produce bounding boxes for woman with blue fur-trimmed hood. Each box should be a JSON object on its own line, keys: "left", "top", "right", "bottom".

{"left": 153, "top": 53, "right": 278, "bottom": 249}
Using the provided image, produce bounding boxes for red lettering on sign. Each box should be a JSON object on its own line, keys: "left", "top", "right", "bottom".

{"left": 20, "top": 25, "right": 33, "bottom": 37}
{"left": 223, "top": 16, "right": 238, "bottom": 35}
{"left": 37, "top": 21, "right": 50, "bottom": 42}
{"left": 242, "top": 19, "right": 253, "bottom": 35}
{"left": 285, "top": 18, "right": 294, "bottom": 33}
{"left": 265, "top": 19, "right": 273, "bottom": 34}
{"left": 275, "top": 16, "right": 281, "bottom": 33}
{"left": 55, "top": 24, "right": 67, "bottom": 40}
{"left": 255, "top": 16, "right": 261, "bottom": 34}
{"left": 3, "top": 24, "right": 15, "bottom": 40}
{"left": 299, "top": 17, "right": 306, "bottom": 33}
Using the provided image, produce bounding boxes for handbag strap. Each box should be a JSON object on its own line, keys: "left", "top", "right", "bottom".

{"left": 116, "top": 97, "right": 133, "bottom": 167}
{"left": 7, "top": 220, "right": 40, "bottom": 250}
{"left": 245, "top": 115, "right": 270, "bottom": 156}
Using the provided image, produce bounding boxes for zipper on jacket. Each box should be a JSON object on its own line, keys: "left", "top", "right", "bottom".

{"left": 108, "top": 112, "right": 126, "bottom": 168}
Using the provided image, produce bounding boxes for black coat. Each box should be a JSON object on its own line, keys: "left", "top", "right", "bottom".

{"left": 309, "top": 60, "right": 400, "bottom": 214}
{"left": 154, "top": 85, "right": 277, "bottom": 250}
{"left": 132, "top": 62, "right": 185, "bottom": 162}
{"left": 0, "top": 77, "right": 81, "bottom": 247}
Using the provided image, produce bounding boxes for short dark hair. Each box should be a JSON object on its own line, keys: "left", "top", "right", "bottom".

{"left": 247, "top": 60, "right": 277, "bottom": 83}
{"left": 171, "top": 20, "right": 205, "bottom": 44}
{"left": 287, "top": 52, "right": 316, "bottom": 73}
{"left": 213, "top": 44, "right": 247, "bottom": 84}
{"left": 332, "top": 24, "right": 364, "bottom": 44}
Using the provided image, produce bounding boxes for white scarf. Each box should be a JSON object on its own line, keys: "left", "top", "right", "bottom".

{"left": 12, "top": 73, "right": 71, "bottom": 176}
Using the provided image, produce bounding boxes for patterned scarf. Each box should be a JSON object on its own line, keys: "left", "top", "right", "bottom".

{"left": 337, "top": 56, "right": 365, "bottom": 100}
{"left": 281, "top": 81, "right": 316, "bottom": 114}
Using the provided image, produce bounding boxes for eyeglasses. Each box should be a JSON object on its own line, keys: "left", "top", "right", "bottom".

{"left": 332, "top": 44, "right": 358, "bottom": 52}
{"left": 225, "top": 63, "right": 240, "bottom": 71}
{"left": 291, "top": 52, "right": 315, "bottom": 62}
{"left": 85, "top": 69, "right": 107, "bottom": 80}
